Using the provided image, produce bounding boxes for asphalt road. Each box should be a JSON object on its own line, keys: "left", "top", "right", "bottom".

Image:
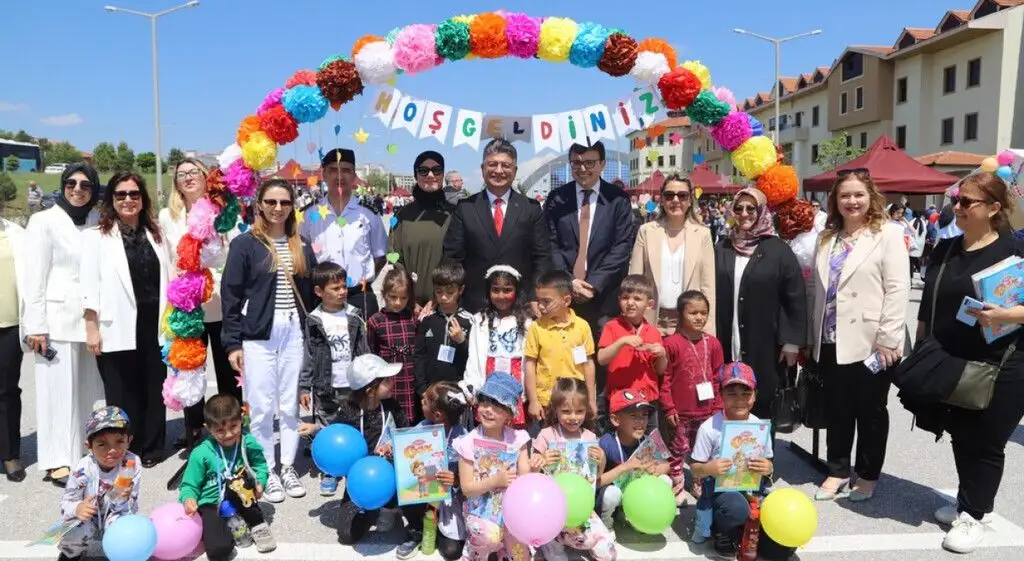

{"left": 3, "top": 286, "right": 1023, "bottom": 560}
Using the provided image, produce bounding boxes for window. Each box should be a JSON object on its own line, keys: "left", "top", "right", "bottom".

{"left": 840, "top": 92, "right": 848, "bottom": 114}
{"left": 855, "top": 87, "right": 864, "bottom": 110}
{"left": 669, "top": 155, "right": 677, "bottom": 167}
{"left": 897, "top": 77, "right": 908, "bottom": 103}
{"left": 941, "top": 117, "right": 954, "bottom": 144}
{"left": 769, "top": 117, "right": 776, "bottom": 131}
{"left": 812, "top": 106, "right": 820, "bottom": 127}
{"left": 841, "top": 53, "right": 863, "bottom": 81}
{"left": 968, "top": 58, "right": 981, "bottom": 88}
{"left": 811, "top": 143, "right": 819, "bottom": 162}
{"left": 896, "top": 125, "right": 907, "bottom": 149}
{"left": 860, "top": 132, "right": 868, "bottom": 149}
{"left": 964, "top": 112, "right": 979, "bottom": 141}
{"left": 943, "top": 66, "right": 956, "bottom": 94}
{"left": 846, "top": 135, "right": 853, "bottom": 148}
{"left": 780, "top": 114, "right": 789, "bottom": 130}
{"left": 657, "top": 134, "right": 665, "bottom": 146}
{"left": 794, "top": 112, "right": 803, "bottom": 127}
{"left": 657, "top": 156, "right": 664, "bottom": 167}
{"left": 646, "top": 158, "right": 652, "bottom": 168}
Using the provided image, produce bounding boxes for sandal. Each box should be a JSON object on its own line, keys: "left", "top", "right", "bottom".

{"left": 814, "top": 477, "right": 849, "bottom": 501}
{"left": 47, "top": 467, "right": 71, "bottom": 487}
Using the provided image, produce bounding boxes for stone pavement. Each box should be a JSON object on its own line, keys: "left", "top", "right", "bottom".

{"left": 2, "top": 287, "right": 1024, "bottom": 560}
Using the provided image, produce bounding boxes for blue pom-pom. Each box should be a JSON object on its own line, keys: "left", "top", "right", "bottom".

{"left": 160, "top": 342, "right": 172, "bottom": 367}
{"left": 283, "top": 85, "right": 329, "bottom": 123}
{"left": 748, "top": 114, "right": 765, "bottom": 137}
{"left": 569, "top": 22, "right": 610, "bottom": 68}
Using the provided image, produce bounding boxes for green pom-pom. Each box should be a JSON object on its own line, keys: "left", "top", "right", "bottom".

{"left": 214, "top": 194, "right": 241, "bottom": 234}
{"left": 686, "top": 90, "right": 732, "bottom": 126}
{"left": 608, "top": 28, "right": 627, "bottom": 36}
{"left": 318, "top": 54, "right": 346, "bottom": 71}
{"left": 168, "top": 307, "right": 205, "bottom": 339}
{"left": 435, "top": 19, "right": 471, "bottom": 61}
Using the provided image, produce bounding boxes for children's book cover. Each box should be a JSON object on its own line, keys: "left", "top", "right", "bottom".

{"left": 971, "top": 256, "right": 1024, "bottom": 343}
{"left": 545, "top": 440, "right": 599, "bottom": 488}
{"left": 393, "top": 425, "right": 450, "bottom": 506}
{"left": 376, "top": 413, "right": 396, "bottom": 451}
{"left": 31, "top": 519, "right": 81, "bottom": 547}
{"left": 715, "top": 420, "right": 772, "bottom": 492}
{"left": 465, "top": 439, "right": 518, "bottom": 524}
{"left": 615, "top": 429, "right": 671, "bottom": 489}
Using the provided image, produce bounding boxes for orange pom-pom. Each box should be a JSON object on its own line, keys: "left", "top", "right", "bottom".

{"left": 168, "top": 337, "right": 207, "bottom": 371}
{"left": 637, "top": 38, "right": 678, "bottom": 71}
{"left": 756, "top": 164, "right": 800, "bottom": 208}
{"left": 235, "top": 115, "right": 262, "bottom": 147}
{"left": 469, "top": 12, "right": 509, "bottom": 58}
{"left": 203, "top": 269, "right": 215, "bottom": 303}
{"left": 351, "top": 34, "right": 384, "bottom": 59}
{"left": 774, "top": 198, "right": 816, "bottom": 240}
{"left": 176, "top": 233, "right": 204, "bottom": 273}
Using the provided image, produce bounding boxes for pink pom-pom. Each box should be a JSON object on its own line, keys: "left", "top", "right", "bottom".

{"left": 224, "top": 159, "right": 257, "bottom": 198}
{"left": 167, "top": 271, "right": 207, "bottom": 313}
{"left": 285, "top": 70, "right": 317, "bottom": 88}
{"left": 710, "top": 112, "right": 754, "bottom": 152}
{"left": 186, "top": 198, "right": 219, "bottom": 241}
{"left": 997, "top": 150, "right": 1016, "bottom": 166}
{"left": 163, "top": 375, "right": 184, "bottom": 412}
{"left": 257, "top": 87, "right": 284, "bottom": 116}
{"left": 712, "top": 86, "right": 737, "bottom": 109}
{"left": 505, "top": 12, "right": 541, "bottom": 59}
{"left": 393, "top": 24, "right": 438, "bottom": 74}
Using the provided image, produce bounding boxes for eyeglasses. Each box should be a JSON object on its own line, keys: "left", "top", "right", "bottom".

{"left": 63, "top": 179, "right": 94, "bottom": 191}
{"left": 733, "top": 204, "right": 759, "bottom": 215}
{"left": 951, "top": 195, "right": 990, "bottom": 209}
{"left": 484, "top": 161, "right": 515, "bottom": 171}
{"left": 662, "top": 191, "right": 691, "bottom": 202}
{"left": 836, "top": 168, "right": 870, "bottom": 178}
{"left": 261, "top": 198, "right": 293, "bottom": 208}
{"left": 416, "top": 166, "right": 444, "bottom": 177}
{"left": 175, "top": 169, "right": 202, "bottom": 180}
{"left": 570, "top": 159, "right": 602, "bottom": 170}
{"left": 113, "top": 190, "right": 142, "bottom": 201}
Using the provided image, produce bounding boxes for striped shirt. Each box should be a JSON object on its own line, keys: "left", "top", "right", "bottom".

{"left": 273, "top": 237, "right": 296, "bottom": 310}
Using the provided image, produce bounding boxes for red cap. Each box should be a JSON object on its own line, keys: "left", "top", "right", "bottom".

{"left": 610, "top": 389, "right": 655, "bottom": 414}
{"left": 719, "top": 362, "right": 757, "bottom": 390}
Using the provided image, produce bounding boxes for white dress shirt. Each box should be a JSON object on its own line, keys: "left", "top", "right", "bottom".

{"left": 302, "top": 195, "right": 387, "bottom": 283}
{"left": 731, "top": 255, "right": 750, "bottom": 361}
{"left": 575, "top": 182, "right": 599, "bottom": 249}
{"left": 485, "top": 189, "right": 511, "bottom": 219}
{"left": 658, "top": 238, "right": 685, "bottom": 310}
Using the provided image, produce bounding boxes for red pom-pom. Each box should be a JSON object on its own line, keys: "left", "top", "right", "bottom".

{"left": 316, "top": 59, "right": 364, "bottom": 108}
{"left": 260, "top": 104, "right": 299, "bottom": 145}
{"left": 774, "top": 197, "right": 816, "bottom": 240}
{"left": 235, "top": 115, "right": 262, "bottom": 146}
{"left": 598, "top": 33, "right": 638, "bottom": 77}
{"left": 657, "top": 67, "right": 702, "bottom": 110}
{"left": 285, "top": 69, "right": 317, "bottom": 89}
{"left": 756, "top": 164, "right": 800, "bottom": 208}
{"left": 176, "top": 233, "right": 204, "bottom": 272}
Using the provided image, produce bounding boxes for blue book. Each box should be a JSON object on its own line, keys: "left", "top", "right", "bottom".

{"left": 971, "top": 256, "right": 1024, "bottom": 343}
{"left": 956, "top": 296, "right": 984, "bottom": 327}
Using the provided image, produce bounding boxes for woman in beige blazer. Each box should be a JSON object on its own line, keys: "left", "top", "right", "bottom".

{"left": 809, "top": 170, "right": 909, "bottom": 503}
{"left": 629, "top": 174, "right": 715, "bottom": 334}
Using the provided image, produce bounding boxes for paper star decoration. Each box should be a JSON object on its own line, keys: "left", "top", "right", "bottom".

{"left": 308, "top": 212, "right": 321, "bottom": 224}
{"left": 318, "top": 205, "right": 331, "bottom": 220}
{"left": 294, "top": 210, "right": 304, "bottom": 224}
{"left": 354, "top": 128, "right": 370, "bottom": 144}
{"left": 235, "top": 375, "right": 244, "bottom": 389}
{"left": 669, "top": 132, "right": 683, "bottom": 145}
{"left": 646, "top": 150, "right": 661, "bottom": 164}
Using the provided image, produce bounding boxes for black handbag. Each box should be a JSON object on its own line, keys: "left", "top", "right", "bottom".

{"left": 771, "top": 364, "right": 802, "bottom": 434}
{"left": 797, "top": 359, "right": 828, "bottom": 429}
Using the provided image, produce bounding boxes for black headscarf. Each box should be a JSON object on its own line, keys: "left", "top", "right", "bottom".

{"left": 57, "top": 163, "right": 100, "bottom": 225}
{"left": 400, "top": 151, "right": 452, "bottom": 225}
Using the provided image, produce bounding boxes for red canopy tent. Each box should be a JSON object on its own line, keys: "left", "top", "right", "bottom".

{"left": 630, "top": 170, "right": 664, "bottom": 195}
{"left": 688, "top": 164, "right": 744, "bottom": 195}
{"left": 803, "top": 135, "right": 959, "bottom": 194}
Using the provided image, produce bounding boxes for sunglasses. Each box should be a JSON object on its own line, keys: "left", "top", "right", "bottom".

{"left": 662, "top": 191, "right": 691, "bottom": 202}
{"left": 416, "top": 166, "right": 444, "bottom": 177}
{"left": 113, "top": 190, "right": 142, "bottom": 201}
{"left": 63, "top": 179, "right": 94, "bottom": 190}
{"left": 261, "top": 198, "right": 293, "bottom": 208}
{"left": 733, "top": 204, "right": 758, "bottom": 215}
{"left": 951, "top": 195, "right": 990, "bottom": 209}
{"left": 836, "top": 168, "right": 870, "bottom": 178}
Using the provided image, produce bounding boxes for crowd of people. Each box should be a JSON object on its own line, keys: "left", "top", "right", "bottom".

{"left": 0, "top": 136, "right": 1021, "bottom": 561}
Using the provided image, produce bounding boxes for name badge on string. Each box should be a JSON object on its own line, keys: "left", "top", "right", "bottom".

{"left": 494, "top": 356, "right": 512, "bottom": 373}
{"left": 572, "top": 345, "right": 588, "bottom": 365}
{"left": 438, "top": 345, "right": 456, "bottom": 364}
{"left": 696, "top": 382, "right": 715, "bottom": 402}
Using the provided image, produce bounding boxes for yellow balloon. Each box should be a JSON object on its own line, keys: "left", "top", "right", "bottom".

{"left": 760, "top": 488, "right": 818, "bottom": 547}
{"left": 980, "top": 157, "right": 999, "bottom": 172}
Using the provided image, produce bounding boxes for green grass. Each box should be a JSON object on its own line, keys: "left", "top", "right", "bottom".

{"left": 2, "top": 171, "right": 170, "bottom": 220}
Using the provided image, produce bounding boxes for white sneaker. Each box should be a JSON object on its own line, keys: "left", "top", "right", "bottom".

{"left": 942, "top": 511, "right": 985, "bottom": 553}
{"left": 935, "top": 504, "right": 993, "bottom": 525}
{"left": 264, "top": 473, "right": 286, "bottom": 503}
{"left": 280, "top": 466, "right": 306, "bottom": 498}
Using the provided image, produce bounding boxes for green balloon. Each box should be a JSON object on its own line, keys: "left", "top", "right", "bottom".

{"left": 553, "top": 473, "right": 595, "bottom": 528}
{"left": 622, "top": 475, "right": 676, "bottom": 534}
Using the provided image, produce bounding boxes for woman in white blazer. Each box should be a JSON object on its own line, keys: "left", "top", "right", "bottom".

{"left": 809, "top": 170, "right": 910, "bottom": 502}
{"left": 82, "top": 172, "right": 170, "bottom": 466}
{"left": 158, "top": 158, "right": 238, "bottom": 447}
{"left": 0, "top": 211, "right": 29, "bottom": 482}
{"left": 23, "top": 163, "right": 105, "bottom": 486}
{"left": 629, "top": 175, "right": 716, "bottom": 335}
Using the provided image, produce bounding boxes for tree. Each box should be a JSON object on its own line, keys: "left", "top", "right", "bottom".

{"left": 366, "top": 170, "right": 388, "bottom": 193}
{"left": 0, "top": 173, "right": 15, "bottom": 203}
{"left": 166, "top": 147, "right": 186, "bottom": 171}
{"left": 814, "top": 131, "right": 865, "bottom": 171}
{"left": 4, "top": 155, "right": 19, "bottom": 172}
{"left": 44, "top": 141, "right": 82, "bottom": 166}
{"left": 13, "top": 130, "right": 33, "bottom": 143}
{"left": 92, "top": 142, "right": 117, "bottom": 171}
{"left": 136, "top": 152, "right": 157, "bottom": 173}
{"left": 115, "top": 141, "right": 135, "bottom": 172}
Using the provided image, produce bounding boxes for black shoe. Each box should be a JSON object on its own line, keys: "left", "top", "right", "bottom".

{"left": 57, "top": 552, "right": 82, "bottom": 561}
{"left": 711, "top": 530, "right": 739, "bottom": 559}
{"left": 3, "top": 459, "right": 26, "bottom": 482}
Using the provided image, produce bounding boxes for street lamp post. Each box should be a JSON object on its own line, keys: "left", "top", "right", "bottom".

{"left": 733, "top": 28, "right": 822, "bottom": 144}
{"left": 105, "top": 1, "right": 200, "bottom": 203}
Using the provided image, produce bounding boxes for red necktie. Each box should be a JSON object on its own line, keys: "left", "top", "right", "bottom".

{"left": 494, "top": 198, "right": 504, "bottom": 236}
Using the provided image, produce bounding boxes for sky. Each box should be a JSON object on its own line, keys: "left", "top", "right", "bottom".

{"left": 1, "top": 0, "right": 959, "bottom": 190}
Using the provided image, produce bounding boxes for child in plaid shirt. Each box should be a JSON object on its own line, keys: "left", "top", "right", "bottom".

{"left": 367, "top": 266, "right": 419, "bottom": 423}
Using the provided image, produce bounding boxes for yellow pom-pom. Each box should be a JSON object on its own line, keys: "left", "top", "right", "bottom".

{"left": 160, "top": 306, "right": 174, "bottom": 341}
{"left": 242, "top": 131, "right": 278, "bottom": 171}
{"left": 537, "top": 17, "right": 578, "bottom": 62}
{"left": 731, "top": 136, "right": 777, "bottom": 179}
{"left": 682, "top": 60, "right": 712, "bottom": 90}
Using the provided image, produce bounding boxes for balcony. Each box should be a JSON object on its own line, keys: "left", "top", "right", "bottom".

{"left": 778, "top": 122, "right": 810, "bottom": 143}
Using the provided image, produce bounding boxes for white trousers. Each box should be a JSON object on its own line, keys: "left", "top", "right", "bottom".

{"left": 243, "top": 309, "right": 303, "bottom": 472}
{"left": 35, "top": 340, "right": 104, "bottom": 471}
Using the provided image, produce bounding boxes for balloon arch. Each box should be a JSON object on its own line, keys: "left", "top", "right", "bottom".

{"left": 159, "top": 12, "right": 805, "bottom": 405}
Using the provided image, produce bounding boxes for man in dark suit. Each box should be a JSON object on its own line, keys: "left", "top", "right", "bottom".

{"left": 443, "top": 139, "right": 549, "bottom": 313}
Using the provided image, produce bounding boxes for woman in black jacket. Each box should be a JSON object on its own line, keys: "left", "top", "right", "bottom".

{"left": 222, "top": 179, "right": 316, "bottom": 504}
{"left": 715, "top": 187, "right": 807, "bottom": 419}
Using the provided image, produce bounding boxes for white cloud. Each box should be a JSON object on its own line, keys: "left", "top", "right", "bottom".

{"left": 40, "top": 113, "right": 84, "bottom": 126}
{"left": 0, "top": 101, "right": 29, "bottom": 112}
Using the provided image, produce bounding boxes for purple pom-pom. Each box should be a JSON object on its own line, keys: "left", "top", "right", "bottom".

{"left": 224, "top": 159, "right": 257, "bottom": 198}
{"left": 167, "top": 271, "right": 207, "bottom": 313}
{"left": 257, "top": 87, "right": 284, "bottom": 116}
{"left": 163, "top": 375, "right": 184, "bottom": 411}
{"left": 748, "top": 113, "right": 765, "bottom": 137}
{"left": 710, "top": 112, "right": 754, "bottom": 152}
{"left": 505, "top": 12, "right": 541, "bottom": 59}
{"left": 394, "top": 24, "right": 439, "bottom": 74}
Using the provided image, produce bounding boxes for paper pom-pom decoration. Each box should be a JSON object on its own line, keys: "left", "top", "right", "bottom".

{"left": 241, "top": 131, "right": 277, "bottom": 170}
{"left": 160, "top": 307, "right": 174, "bottom": 342}
{"left": 732, "top": 136, "right": 779, "bottom": 179}
{"left": 748, "top": 114, "right": 765, "bottom": 137}
{"left": 168, "top": 307, "right": 206, "bottom": 339}
{"left": 282, "top": 85, "right": 329, "bottom": 123}
{"left": 394, "top": 24, "right": 439, "bottom": 74}
{"left": 657, "top": 66, "right": 702, "bottom": 110}
{"left": 235, "top": 115, "right": 261, "bottom": 146}
{"left": 172, "top": 369, "right": 207, "bottom": 407}
{"left": 682, "top": 60, "right": 712, "bottom": 90}
{"left": 354, "top": 41, "right": 397, "bottom": 85}
{"left": 710, "top": 112, "right": 754, "bottom": 152}
{"left": 789, "top": 230, "right": 817, "bottom": 273}
{"left": 285, "top": 69, "right": 317, "bottom": 88}
{"left": 569, "top": 22, "right": 610, "bottom": 68}
{"left": 259, "top": 104, "right": 299, "bottom": 145}
{"left": 202, "top": 268, "right": 215, "bottom": 303}
{"left": 686, "top": 90, "right": 733, "bottom": 126}
{"left": 186, "top": 197, "right": 220, "bottom": 241}
{"left": 167, "top": 271, "right": 207, "bottom": 313}
{"left": 176, "top": 233, "right": 204, "bottom": 273}
{"left": 256, "top": 88, "right": 284, "bottom": 117}
{"left": 537, "top": 17, "right": 578, "bottom": 62}
{"left": 631, "top": 51, "right": 671, "bottom": 84}
{"left": 214, "top": 195, "right": 241, "bottom": 234}
{"left": 217, "top": 143, "right": 242, "bottom": 170}
{"left": 505, "top": 12, "right": 541, "bottom": 59}
{"left": 598, "top": 33, "right": 638, "bottom": 77}
{"left": 317, "top": 58, "right": 364, "bottom": 107}
{"left": 774, "top": 197, "right": 816, "bottom": 239}
{"left": 435, "top": 18, "right": 472, "bottom": 60}
{"left": 168, "top": 337, "right": 207, "bottom": 371}
{"left": 162, "top": 376, "right": 184, "bottom": 411}
{"left": 351, "top": 34, "right": 384, "bottom": 59}
{"left": 636, "top": 38, "right": 678, "bottom": 72}
{"left": 469, "top": 12, "right": 508, "bottom": 59}
{"left": 712, "top": 85, "right": 736, "bottom": 108}
{"left": 386, "top": 26, "right": 401, "bottom": 45}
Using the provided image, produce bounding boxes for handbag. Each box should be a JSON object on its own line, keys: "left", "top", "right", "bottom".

{"left": 771, "top": 364, "right": 802, "bottom": 434}
{"left": 797, "top": 359, "right": 827, "bottom": 429}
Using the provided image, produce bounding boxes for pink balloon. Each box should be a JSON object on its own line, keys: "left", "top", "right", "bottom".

{"left": 502, "top": 473, "right": 567, "bottom": 547}
{"left": 997, "top": 150, "right": 1015, "bottom": 166}
{"left": 150, "top": 502, "right": 203, "bottom": 560}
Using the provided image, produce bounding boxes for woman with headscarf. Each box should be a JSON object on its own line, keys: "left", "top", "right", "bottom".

{"left": 389, "top": 151, "right": 457, "bottom": 307}
{"left": 714, "top": 187, "right": 807, "bottom": 420}
{"left": 23, "top": 163, "right": 105, "bottom": 486}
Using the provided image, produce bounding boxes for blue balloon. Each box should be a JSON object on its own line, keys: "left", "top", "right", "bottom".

{"left": 312, "top": 423, "right": 368, "bottom": 477}
{"left": 102, "top": 514, "right": 157, "bottom": 561}
{"left": 347, "top": 456, "right": 396, "bottom": 510}
{"left": 996, "top": 165, "right": 1013, "bottom": 180}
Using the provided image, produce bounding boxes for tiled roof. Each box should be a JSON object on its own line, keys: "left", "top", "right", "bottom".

{"left": 853, "top": 45, "right": 896, "bottom": 55}
{"left": 779, "top": 77, "right": 800, "bottom": 94}
{"left": 906, "top": 27, "right": 937, "bottom": 40}
{"left": 950, "top": 9, "right": 971, "bottom": 20}
{"left": 651, "top": 117, "right": 691, "bottom": 128}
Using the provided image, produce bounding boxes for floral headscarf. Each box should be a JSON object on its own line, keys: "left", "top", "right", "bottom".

{"left": 730, "top": 187, "right": 775, "bottom": 257}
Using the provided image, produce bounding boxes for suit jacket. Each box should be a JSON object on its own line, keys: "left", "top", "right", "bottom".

{"left": 809, "top": 222, "right": 910, "bottom": 364}
{"left": 442, "top": 189, "right": 549, "bottom": 313}
{"left": 629, "top": 219, "right": 716, "bottom": 332}
{"left": 80, "top": 224, "right": 171, "bottom": 353}
{"left": 545, "top": 179, "right": 636, "bottom": 318}
{"left": 1, "top": 219, "right": 30, "bottom": 351}
{"left": 22, "top": 207, "right": 99, "bottom": 342}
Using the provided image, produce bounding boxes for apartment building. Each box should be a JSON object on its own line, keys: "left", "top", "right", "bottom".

{"left": 625, "top": 116, "right": 695, "bottom": 187}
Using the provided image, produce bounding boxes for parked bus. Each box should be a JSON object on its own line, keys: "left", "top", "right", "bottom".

{"left": 0, "top": 139, "right": 42, "bottom": 172}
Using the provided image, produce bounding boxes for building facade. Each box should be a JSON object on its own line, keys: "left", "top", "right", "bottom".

{"left": 625, "top": 117, "right": 696, "bottom": 187}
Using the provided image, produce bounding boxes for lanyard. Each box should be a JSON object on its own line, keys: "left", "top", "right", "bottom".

{"left": 215, "top": 443, "right": 240, "bottom": 503}
{"left": 685, "top": 334, "right": 709, "bottom": 383}
{"left": 440, "top": 312, "right": 451, "bottom": 347}
{"left": 614, "top": 434, "right": 627, "bottom": 465}
{"left": 359, "top": 404, "right": 386, "bottom": 436}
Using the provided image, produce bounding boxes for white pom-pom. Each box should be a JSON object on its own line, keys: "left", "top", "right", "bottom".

{"left": 172, "top": 368, "right": 208, "bottom": 407}
{"left": 790, "top": 231, "right": 818, "bottom": 273}
{"left": 217, "top": 143, "right": 242, "bottom": 169}
{"left": 630, "top": 51, "right": 671, "bottom": 84}
{"left": 355, "top": 41, "right": 398, "bottom": 85}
